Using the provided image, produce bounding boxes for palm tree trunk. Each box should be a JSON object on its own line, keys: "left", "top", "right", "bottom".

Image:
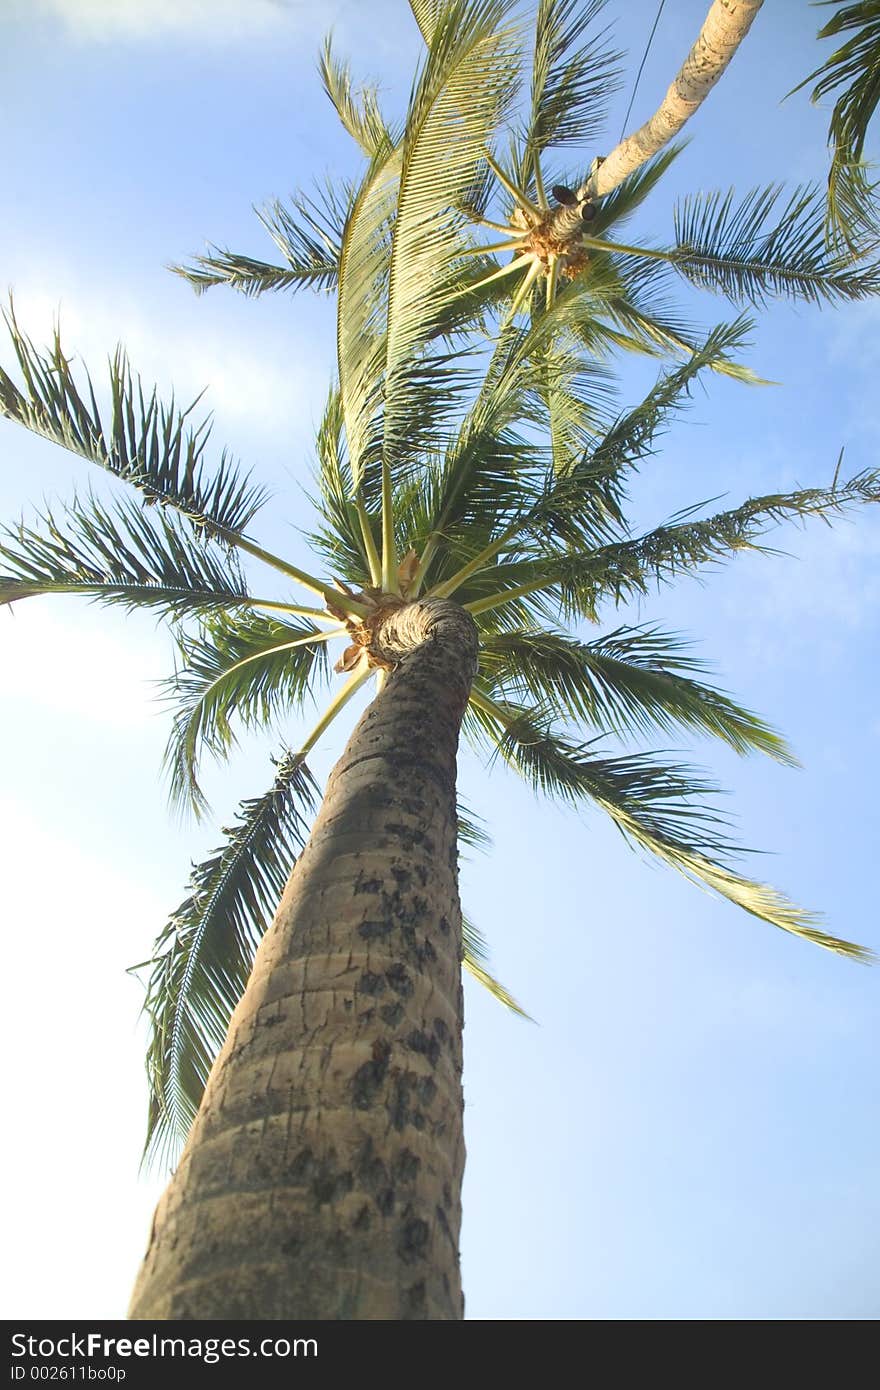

{"left": 580, "top": 0, "right": 764, "bottom": 202}
{"left": 129, "top": 598, "right": 478, "bottom": 1320}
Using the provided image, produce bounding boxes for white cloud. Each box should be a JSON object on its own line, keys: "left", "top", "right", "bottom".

{"left": 4, "top": 272, "right": 330, "bottom": 446}
{"left": 0, "top": 602, "right": 167, "bottom": 729}
{"left": 14, "top": 0, "right": 302, "bottom": 43}
{"left": 735, "top": 514, "right": 880, "bottom": 636}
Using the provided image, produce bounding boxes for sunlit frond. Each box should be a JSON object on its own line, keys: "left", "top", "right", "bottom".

{"left": 172, "top": 184, "right": 349, "bottom": 299}
{"left": 306, "top": 385, "right": 381, "bottom": 586}
{"left": 336, "top": 142, "right": 400, "bottom": 487}
{"left": 319, "top": 35, "right": 394, "bottom": 155}
{"left": 799, "top": 2, "right": 880, "bottom": 165}
{"left": 410, "top": 0, "right": 443, "bottom": 44}
{"left": 468, "top": 689, "right": 870, "bottom": 958}
{"left": 792, "top": 2, "right": 880, "bottom": 248}
{"left": 478, "top": 626, "right": 797, "bottom": 764}
{"left": 0, "top": 492, "right": 256, "bottom": 617}
{"left": 463, "top": 467, "right": 880, "bottom": 623}
{"left": 463, "top": 914, "right": 532, "bottom": 1016}
{"left": 381, "top": 0, "right": 521, "bottom": 475}
{"left": 0, "top": 304, "right": 265, "bottom": 538}
{"left": 524, "top": 316, "right": 756, "bottom": 548}
{"left": 669, "top": 183, "right": 880, "bottom": 305}
{"left": 525, "top": 0, "right": 620, "bottom": 161}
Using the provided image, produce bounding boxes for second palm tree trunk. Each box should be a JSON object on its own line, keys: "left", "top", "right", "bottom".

{"left": 129, "top": 598, "right": 478, "bottom": 1320}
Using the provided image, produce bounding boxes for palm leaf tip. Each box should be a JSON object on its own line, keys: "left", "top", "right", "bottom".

{"left": 319, "top": 33, "right": 392, "bottom": 156}
{"left": 139, "top": 752, "right": 319, "bottom": 1171}
{"left": 0, "top": 301, "right": 267, "bottom": 538}
{"left": 526, "top": 0, "right": 623, "bottom": 157}
{"left": 670, "top": 854, "right": 874, "bottom": 963}
{"left": 463, "top": 914, "right": 533, "bottom": 1019}
{"left": 0, "top": 491, "right": 255, "bottom": 617}
{"left": 671, "top": 183, "right": 880, "bottom": 307}
{"left": 478, "top": 626, "right": 800, "bottom": 767}
{"left": 470, "top": 690, "right": 871, "bottom": 961}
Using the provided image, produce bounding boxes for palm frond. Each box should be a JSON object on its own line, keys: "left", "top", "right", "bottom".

{"left": 428, "top": 316, "right": 756, "bottom": 585}
{"left": 531, "top": 332, "right": 613, "bottom": 486}
{"left": 669, "top": 183, "right": 880, "bottom": 306}
{"left": 798, "top": 1, "right": 880, "bottom": 165}
{"left": 138, "top": 752, "right": 319, "bottom": 1169}
{"left": 525, "top": 0, "right": 620, "bottom": 162}
{"left": 527, "top": 316, "right": 756, "bottom": 547}
{"left": 170, "top": 250, "right": 327, "bottom": 298}
{"left": 0, "top": 492, "right": 256, "bottom": 617}
{"left": 412, "top": 332, "right": 545, "bottom": 587}
{"left": 469, "top": 690, "right": 869, "bottom": 958}
{"left": 172, "top": 183, "right": 348, "bottom": 298}
{"left": 579, "top": 469, "right": 880, "bottom": 613}
{"left": 163, "top": 611, "right": 333, "bottom": 817}
{"left": 457, "top": 795, "right": 493, "bottom": 855}
{"left": 319, "top": 35, "right": 394, "bottom": 155}
{"left": 587, "top": 248, "right": 763, "bottom": 383}
{"left": 479, "top": 626, "right": 797, "bottom": 765}
{"left": 465, "top": 467, "right": 880, "bottom": 622}
{"left": 410, "top": 0, "right": 442, "bottom": 43}
{"left": 381, "top": 0, "right": 521, "bottom": 474}
{"left": 306, "top": 385, "right": 380, "bottom": 585}
{"left": 798, "top": 1, "right": 880, "bottom": 248}
{"left": 463, "top": 913, "right": 531, "bottom": 1017}
{"left": 0, "top": 304, "right": 265, "bottom": 537}
{"left": 336, "top": 142, "right": 400, "bottom": 487}
{"left": 826, "top": 157, "right": 880, "bottom": 252}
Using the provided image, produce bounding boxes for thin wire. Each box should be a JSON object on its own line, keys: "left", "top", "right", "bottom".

{"left": 618, "top": 0, "right": 667, "bottom": 142}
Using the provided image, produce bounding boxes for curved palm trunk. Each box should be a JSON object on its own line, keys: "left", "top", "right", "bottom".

{"left": 129, "top": 598, "right": 478, "bottom": 1320}
{"left": 581, "top": 0, "right": 764, "bottom": 202}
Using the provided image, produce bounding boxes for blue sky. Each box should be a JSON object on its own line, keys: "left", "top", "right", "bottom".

{"left": 0, "top": 0, "right": 878, "bottom": 1320}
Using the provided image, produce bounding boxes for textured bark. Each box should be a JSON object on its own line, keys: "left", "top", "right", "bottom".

{"left": 580, "top": 0, "right": 764, "bottom": 201}
{"left": 129, "top": 598, "right": 478, "bottom": 1320}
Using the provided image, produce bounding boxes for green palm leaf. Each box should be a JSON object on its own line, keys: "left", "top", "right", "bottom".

{"left": 137, "top": 752, "right": 319, "bottom": 1170}
{"left": 163, "top": 612, "right": 334, "bottom": 817}
{"left": 412, "top": 325, "right": 548, "bottom": 587}
{"left": 457, "top": 795, "right": 493, "bottom": 855}
{"left": 381, "top": 0, "right": 521, "bottom": 475}
{"left": 462, "top": 468, "right": 880, "bottom": 621}
{"left": 468, "top": 690, "right": 870, "bottom": 959}
{"left": 462, "top": 914, "right": 531, "bottom": 1017}
{"left": 410, "top": 0, "right": 443, "bottom": 44}
{"left": 524, "top": 0, "right": 620, "bottom": 161}
{"left": 522, "top": 316, "right": 757, "bottom": 548}
{"left": 0, "top": 492, "right": 256, "bottom": 617}
{"left": 800, "top": 1, "right": 880, "bottom": 164}
{"left": 307, "top": 385, "right": 382, "bottom": 585}
{"left": 319, "top": 35, "right": 394, "bottom": 155}
{"left": 590, "top": 251, "right": 763, "bottom": 382}
{"left": 793, "top": 2, "right": 880, "bottom": 248}
{"left": 0, "top": 304, "right": 265, "bottom": 537}
{"left": 336, "top": 142, "right": 400, "bottom": 488}
{"left": 172, "top": 184, "right": 348, "bottom": 298}
{"left": 479, "top": 626, "right": 797, "bottom": 765}
{"left": 669, "top": 182, "right": 880, "bottom": 305}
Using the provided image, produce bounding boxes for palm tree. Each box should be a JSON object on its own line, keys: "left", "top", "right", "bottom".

{"left": 2, "top": 0, "right": 879, "bottom": 1321}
